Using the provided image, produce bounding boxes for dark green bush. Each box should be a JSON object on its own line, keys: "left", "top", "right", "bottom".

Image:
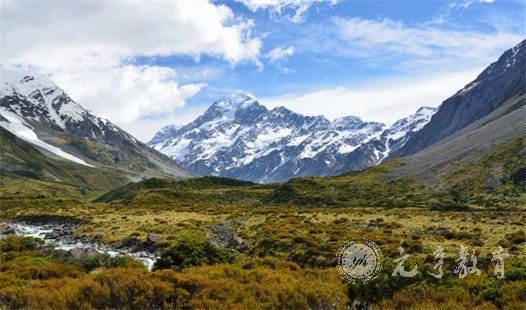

{"left": 153, "top": 237, "right": 233, "bottom": 271}
{"left": 80, "top": 253, "right": 146, "bottom": 271}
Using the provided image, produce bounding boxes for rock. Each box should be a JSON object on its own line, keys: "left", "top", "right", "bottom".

{"left": 44, "top": 232, "right": 59, "bottom": 239}
{"left": 485, "top": 176, "right": 502, "bottom": 187}
{"left": 0, "top": 225, "right": 16, "bottom": 236}
{"left": 209, "top": 222, "right": 247, "bottom": 252}
{"left": 146, "top": 234, "right": 161, "bottom": 245}
{"left": 92, "top": 233, "right": 103, "bottom": 242}
{"left": 228, "top": 235, "right": 247, "bottom": 252}
{"left": 67, "top": 248, "right": 98, "bottom": 260}
{"left": 121, "top": 237, "right": 141, "bottom": 249}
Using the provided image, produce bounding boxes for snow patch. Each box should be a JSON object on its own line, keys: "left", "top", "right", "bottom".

{"left": 0, "top": 108, "right": 93, "bottom": 167}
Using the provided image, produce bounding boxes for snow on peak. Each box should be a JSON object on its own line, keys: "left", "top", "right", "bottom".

{"left": 414, "top": 106, "right": 438, "bottom": 117}
{"left": 159, "top": 124, "right": 182, "bottom": 133}
{"left": 148, "top": 90, "right": 441, "bottom": 182}
{"left": 214, "top": 90, "right": 257, "bottom": 110}
{"left": 2, "top": 66, "right": 56, "bottom": 97}
{"left": 333, "top": 115, "right": 364, "bottom": 129}
{"left": 389, "top": 106, "right": 437, "bottom": 135}
{"left": 1, "top": 65, "right": 87, "bottom": 128}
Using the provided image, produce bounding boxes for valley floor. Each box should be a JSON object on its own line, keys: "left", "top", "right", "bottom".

{"left": 1, "top": 199, "right": 525, "bottom": 309}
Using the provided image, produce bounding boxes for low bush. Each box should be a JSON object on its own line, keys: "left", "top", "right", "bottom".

{"left": 153, "top": 237, "right": 234, "bottom": 271}
{"left": 0, "top": 236, "right": 44, "bottom": 252}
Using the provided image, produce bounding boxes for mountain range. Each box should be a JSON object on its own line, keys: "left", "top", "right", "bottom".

{"left": 0, "top": 39, "right": 524, "bottom": 193}
{"left": 148, "top": 92, "right": 436, "bottom": 183}
{"left": 383, "top": 39, "right": 524, "bottom": 192}
{"left": 149, "top": 39, "right": 525, "bottom": 184}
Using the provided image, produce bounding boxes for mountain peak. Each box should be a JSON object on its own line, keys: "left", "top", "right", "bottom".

{"left": 333, "top": 115, "right": 363, "bottom": 125}
{"left": 225, "top": 90, "right": 256, "bottom": 101}
{"left": 2, "top": 66, "right": 58, "bottom": 96}
{"left": 414, "top": 106, "right": 438, "bottom": 116}
{"left": 214, "top": 90, "right": 257, "bottom": 110}
{"left": 160, "top": 124, "right": 182, "bottom": 132}
{"left": 1, "top": 65, "right": 88, "bottom": 129}
{"left": 148, "top": 124, "right": 182, "bottom": 146}
{"left": 197, "top": 90, "right": 262, "bottom": 125}
{"left": 0, "top": 68, "right": 193, "bottom": 182}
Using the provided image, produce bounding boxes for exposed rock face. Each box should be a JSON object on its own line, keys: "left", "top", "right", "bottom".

{"left": 396, "top": 39, "right": 526, "bottom": 157}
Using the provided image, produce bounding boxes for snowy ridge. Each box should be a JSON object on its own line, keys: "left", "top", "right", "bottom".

{"left": 376, "top": 106, "right": 437, "bottom": 161}
{"left": 149, "top": 91, "right": 437, "bottom": 182}
{"left": 1, "top": 66, "right": 192, "bottom": 180}
{"left": 1, "top": 65, "right": 138, "bottom": 145}
{"left": 2, "top": 66, "right": 86, "bottom": 129}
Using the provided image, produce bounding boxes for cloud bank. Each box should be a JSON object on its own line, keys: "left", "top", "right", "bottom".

{"left": 1, "top": 0, "right": 261, "bottom": 126}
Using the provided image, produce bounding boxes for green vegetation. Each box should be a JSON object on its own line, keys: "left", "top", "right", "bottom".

{"left": 154, "top": 236, "right": 234, "bottom": 271}
{"left": 444, "top": 137, "right": 526, "bottom": 207}
{"left": 0, "top": 137, "right": 524, "bottom": 308}
{"left": 93, "top": 176, "right": 272, "bottom": 206}
{"left": 0, "top": 237, "right": 346, "bottom": 309}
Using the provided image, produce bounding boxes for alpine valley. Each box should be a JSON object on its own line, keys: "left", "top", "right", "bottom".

{"left": 0, "top": 31, "right": 525, "bottom": 310}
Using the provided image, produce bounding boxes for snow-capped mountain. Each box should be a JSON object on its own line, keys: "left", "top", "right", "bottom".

{"left": 149, "top": 91, "right": 437, "bottom": 183}
{"left": 0, "top": 66, "right": 192, "bottom": 187}
{"left": 1, "top": 66, "right": 138, "bottom": 146}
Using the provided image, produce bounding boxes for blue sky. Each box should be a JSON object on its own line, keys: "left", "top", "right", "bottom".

{"left": 2, "top": 0, "right": 524, "bottom": 140}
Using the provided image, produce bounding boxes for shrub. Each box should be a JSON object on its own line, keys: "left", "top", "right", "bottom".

{"left": 153, "top": 237, "right": 233, "bottom": 271}
{"left": 264, "top": 183, "right": 298, "bottom": 204}
{"left": 0, "top": 236, "right": 44, "bottom": 252}
{"left": 505, "top": 231, "right": 526, "bottom": 245}
{"left": 79, "top": 253, "right": 146, "bottom": 271}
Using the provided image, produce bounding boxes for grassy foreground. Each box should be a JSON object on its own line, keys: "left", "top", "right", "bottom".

{"left": 1, "top": 201, "right": 525, "bottom": 308}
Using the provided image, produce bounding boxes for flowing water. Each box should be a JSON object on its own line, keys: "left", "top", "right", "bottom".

{"left": 2, "top": 221, "right": 159, "bottom": 270}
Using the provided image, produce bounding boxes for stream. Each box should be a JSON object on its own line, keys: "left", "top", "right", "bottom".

{"left": 1, "top": 221, "right": 160, "bottom": 270}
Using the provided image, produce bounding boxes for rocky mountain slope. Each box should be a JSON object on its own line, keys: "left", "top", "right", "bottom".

{"left": 149, "top": 91, "right": 436, "bottom": 183}
{"left": 393, "top": 90, "right": 525, "bottom": 186}
{"left": 0, "top": 67, "right": 192, "bottom": 193}
{"left": 383, "top": 39, "right": 526, "bottom": 190}
{"left": 0, "top": 127, "right": 131, "bottom": 196}
{"left": 396, "top": 39, "right": 525, "bottom": 156}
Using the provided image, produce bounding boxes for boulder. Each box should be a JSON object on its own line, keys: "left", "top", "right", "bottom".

{"left": 67, "top": 248, "right": 98, "bottom": 260}
{"left": 146, "top": 234, "right": 161, "bottom": 245}
{"left": 0, "top": 225, "right": 16, "bottom": 236}
{"left": 121, "top": 237, "right": 141, "bottom": 249}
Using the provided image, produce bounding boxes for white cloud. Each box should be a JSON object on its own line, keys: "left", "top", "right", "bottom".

{"left": 2, "top": 1, "right": 261, "bottom": 65}
{"left": 266, "top": 46, "right": 296, "bottom": 63}
{"left": 430, "top": 0, "right": 496, "bottom": 24}
{"left": 261, "top": 70, "right": 481, "bottom": 124}
{"left": 122, "top": 105, "right": 209, "bottom": 142}
{"left": 56, "top": 65, "right": 206, "bottom": 124}
{"left": 1, "top": 0, "right": 261, "bottom": 129}
{"left": 236, "top": 0, "right": 336, "bottom": 23}
{"left": 332, "top": 17, "right": 522, "bottom": 71}
{"left": 457, "top": 0, "right": 495, "bottom": 9}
